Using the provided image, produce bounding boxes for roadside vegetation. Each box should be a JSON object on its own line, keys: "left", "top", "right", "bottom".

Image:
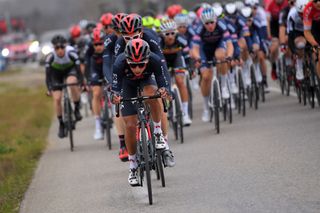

{"left": 0, "top": 70, "right": 52, "bottom": 212}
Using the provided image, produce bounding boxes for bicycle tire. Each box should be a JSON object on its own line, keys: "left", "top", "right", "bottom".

{"left": 156, "top": 150, "right": 165, "bottom": 187}
{"left": 141, "top": 122, "right": 153, "bottom": 205}
{"left": 238, "top": 71, "right": 246, "bottom": 117}
{"left": 213, "top": 81, "right": 220, "bottom": 134}
{"left": 65, "top": 99, "right": 74, "bottom": 152}
{"left": 173, "top": 88, "right": 184, "bottom": 143}
{"left": 250, "top": 65, "right": 258, "bottom": 110}
{"left": 286, "top": 67, "right": 292, "bottom": 96}
{"left": 104, "top": 97, "right": 112, "bottom": 150}
{"left": 186, "top": 77, "right": 193, "bottom": 119}
{"left": 260, "top": 83, "right": 265, "bottom": 103}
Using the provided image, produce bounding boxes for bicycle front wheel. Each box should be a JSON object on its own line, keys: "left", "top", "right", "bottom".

{"left": 213, "top": 81, "right": 220, "bottom": 134}
{"left": 65, "top": 99, "right": 74, "bottom": 151}
{"left": 141, "top": 122, "right": 153, "bottom": 205}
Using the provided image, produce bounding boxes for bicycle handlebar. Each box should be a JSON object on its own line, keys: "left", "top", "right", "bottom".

{"left": 53, "top": 82, "right": 80, "bottom": 88}
{"left": 115, "top": 94, "right": 167, "bottom": 117}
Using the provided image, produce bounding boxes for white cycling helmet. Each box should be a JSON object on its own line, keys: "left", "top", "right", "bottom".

{"left": 160, "top": 19, "right": 177, "bottom": 33}
{"left": 200, "top": 7, "right": 217, "bottom": 24}
{"left": 225, "top": 3, "right": 237, "bottom": 15}
{"left": 235, "top": 1, "right": 245, "bottom": 11}
{"left": 201, "top": 2, "right": 212, "bottom": 9}
{"left": 212, "top": 4, "right": 223, "bottom": 17}
{"left": 188, "top": 11, "right": 197, "bottom": 25}
{"left": 241, "top": 6, "right": 253, "bottom": 18}
{"left": 245, "top": 0, "right": 258, "bottom": 7}
{"left": 174, "top": 14, "right": 189, "bottom": 27}
{"left": 295, "top": 0, "right": 308, "bottom": 13}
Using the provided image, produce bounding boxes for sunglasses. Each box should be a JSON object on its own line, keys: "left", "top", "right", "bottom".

{"left": 205, "top": 21, "right": 215, "bottom": 25}
{"left": 128, "top": 62, "right": 147, "bottom": 68}
{"left": 123, "top": 32, "right": 142, "bottom": 41}
{"left": 104, "top": 25, "right": 110, "bottom": 29}
{"left": 93, "top": 42, "right": 104, "bottom": 46}
{"left": 314, "top": 0, "right": 320, "bottom": 3}
{"left": 178, "top": 26, "right": 187, "bottom": 28}
{"left": 54, "top": 44, "right": 65, "bottom": 50}
{"left": 164, "top": 32, "right": 176, "bottom": 37}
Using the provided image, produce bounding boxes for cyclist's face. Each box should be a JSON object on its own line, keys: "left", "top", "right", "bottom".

{"left": 93, "top": 42, "right": 104, "bottom": 53}
{"left": 123, "top": 31, "right": 142, "bottom": 44}
{"left": 54, "top": 44, "right": 66, "bottom": 57}
{"left": 177, "top": 25, "right": 187, "bottom": 34}
{"left": 127, "top": 60, "right": 148, "bottom": 76}
{"left": 103, "top": 25, "right": 114, "bottom": 35}
{"left": 314, "top": 0, "right": 320, "bottom": 9}
{"left": 204, "top": 21, "right": 216, "bottom": 32}
{"left": 163, "top": 31, "right": 176, "bottom": 45}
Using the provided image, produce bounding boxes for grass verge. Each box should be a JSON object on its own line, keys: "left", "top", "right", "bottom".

{"left": 0, "top": 83, "right": 52, "bottom": 212}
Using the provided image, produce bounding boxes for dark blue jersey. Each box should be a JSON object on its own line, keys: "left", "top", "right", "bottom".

{"left": 192, "top": 20, "right": 231, "bottom": 46}
{"left": 112, "top": 52, "right": 169, "bottom": 93}
{"left": 102, "top": 33, "right": 118, "bottom": 83}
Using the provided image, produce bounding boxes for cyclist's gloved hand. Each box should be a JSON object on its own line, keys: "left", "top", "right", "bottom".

{"left": 158, "top": 87, "right": 169, "bottom": 98}
{"left": 312, "top": 45, "right": 320, "bottom": 53}
{"left": 46, "top": 90, "right": 52, "bottom": 97}
{"left": 110, "top": 92, "right": 121, "bottom": 104}
{"left": 194, "top": 58, "right": 201, "bottom": 69}
{"left": 280, "top": 43, "right": 287, "bottom": 52}
{"left": 225, "top": 56, "right": 233, "bottom": 62}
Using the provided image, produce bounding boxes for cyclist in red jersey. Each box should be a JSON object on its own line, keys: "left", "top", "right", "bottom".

{"left": 303, "top": 0, "right": 320, "bottom": 78}
{"left": 266, "top": 0, "right": 288, "bottom": 80}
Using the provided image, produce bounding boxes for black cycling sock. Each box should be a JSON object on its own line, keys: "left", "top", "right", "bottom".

{"left": 263, "top": 75, "right": 268, "bottom": 85}
{"left": 74, "top": 101, "right": 80, "bottom": 111}
{"left": 119, "top": 135, "right": 125, "bottom": 148}
{"left": 58, "top": 116, "right": 63, "bottom": 125}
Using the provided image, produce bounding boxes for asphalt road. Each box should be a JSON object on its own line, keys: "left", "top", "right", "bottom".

{"left": 20, "top": 84, "right": 320, "bottom": 213}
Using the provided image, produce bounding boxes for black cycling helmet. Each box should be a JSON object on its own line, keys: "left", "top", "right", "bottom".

{"left": 51, "top": 34, "right": 67, "bottom": 45}
{"left": 125, "top": 38, "right": 150, "bottom": 62}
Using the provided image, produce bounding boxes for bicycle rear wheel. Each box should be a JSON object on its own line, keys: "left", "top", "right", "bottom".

{"left": 250, "top": 65, "right": 258, "bottom": 110}
{"left": 186, "top": 77, "right": 193, "bottom": 119}
{"left": 156, "top": 150, "right": 165, "bottom": 187}
{"left": 173, "top": 88, "right": 184, "bottom": 143}
{"left": 103, "top": 97, "right": 112, "bottom": 150}
{"left": 141, "top": 122, "right": 153, "bottom": 205}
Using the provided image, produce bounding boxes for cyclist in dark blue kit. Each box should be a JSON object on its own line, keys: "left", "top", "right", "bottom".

{"left": 88, "top": 28, "right": 106, "bottom": 140}
{"left": 191, "top": 7, "right": 234, "bottom": 122}
{"left": 102, "top": 13, "right": 129, "bottom": 161}
{"left": 115, "top": 14, "right": 173, "bottom": 159}
{"left": 111, "top": 39, "right": 174, "bottom": 186}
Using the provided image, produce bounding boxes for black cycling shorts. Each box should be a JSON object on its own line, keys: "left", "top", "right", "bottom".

{"left": 164, "top": 51, "right": 186, "bottom": 75}
{"left": 121, "top": 75, "right": 157, "bottom": 116}
{"left": 50, "top": 67, "right": 78, "bottom": 91}
{"left": 288, "top": 31, "right": 304, "bottom": 55}
{"left": 270, "top": 19, "right": 279, "bottom": 38}
{"left": 311, "top": 21, "right": 320, "bottom": 45}
{"left": 90, "top": 67, "right": 104, "bottom": 86}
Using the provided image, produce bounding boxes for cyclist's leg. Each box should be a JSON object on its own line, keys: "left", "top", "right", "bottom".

{"left": 291, "top": 32, "right": 306, "bottom": 80}
{"left": 239, "top": 37, "right": 252, "bottom": 86}
{"left": 90, "top": 67, "right": 103, "bottom": 139}
{"left": 174, "top": 52, "right": 191, "bottom": 124}
{"left": 50, "top": 69, "right": 65, "bottom": 138}
{"left": 215, "top": 46, "right": 229, "bottom": 99}
{"left": 66, "top": 69, "right": 82, "bottom": 120}
{"left": 121, "top": 80, "right": 139, "bottom": 185}
{"left": 199, "top": 46, "right": 213, "bottom": 122}
{"left": 141, "top": 77, "right": 167, "bottom": 150}
{"left": 91, "top": 84, "right": 103, "bottom": 139}
{"left": 270, "top": 37, "right": 279, "bottom": 79}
